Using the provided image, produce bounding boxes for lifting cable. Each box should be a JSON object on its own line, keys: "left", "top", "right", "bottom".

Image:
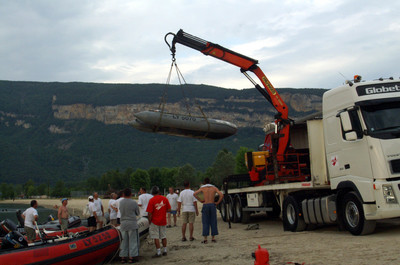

{"left": 157, "top": 37, "right": 211, "bottom": 137}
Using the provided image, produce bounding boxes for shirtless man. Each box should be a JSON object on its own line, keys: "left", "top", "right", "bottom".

{"left": 58, "top": 198, "right": 69, "bottom": 236}
{"left": 193, "top": 178, "right": 223, "bottom": 244}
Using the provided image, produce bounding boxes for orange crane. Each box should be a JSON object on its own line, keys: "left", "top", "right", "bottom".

{"left": 166, "top": 29, "right": 308, "bottom": 184}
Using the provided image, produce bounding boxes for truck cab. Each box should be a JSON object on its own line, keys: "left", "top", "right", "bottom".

{"left": 323, "top": 77, "right": 400, "bottom": 234}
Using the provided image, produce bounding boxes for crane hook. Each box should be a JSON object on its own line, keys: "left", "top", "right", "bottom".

{"left": 164, "top": 32, "right": 176, "bottom": 61}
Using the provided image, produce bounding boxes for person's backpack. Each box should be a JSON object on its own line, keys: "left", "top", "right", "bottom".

{"left": 82, "top": 203, "right": 90, "bottom": 218}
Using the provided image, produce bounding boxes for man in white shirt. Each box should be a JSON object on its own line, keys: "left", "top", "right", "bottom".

{"left": 87, "top": 196, "right": 98, "bottom": 232}
{"left": 93, "top": 192, "right": 104, "bottom": 229}
{"left": 138, "top": 187, "right": 153, "bottom": 217}
{"left": 115, "top": 190, "right": 124, "bottom": 226}
{"left": 108, "top": 193, "right": 118, "bottom": 226}
{"left": 21, "top": 200, "right": 39, "bottom": 243}
{"left": 177, "top": 181, "right": 198, "bottom": 241}
{"left": 166, "top": 187, "right": 179, "bottom": 227}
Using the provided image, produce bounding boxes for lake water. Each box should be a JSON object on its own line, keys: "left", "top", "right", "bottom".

{"left": 0, "top": 203, "right": 58, "bottom": 225}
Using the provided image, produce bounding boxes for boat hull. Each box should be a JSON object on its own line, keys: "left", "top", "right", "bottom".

{"left": 130, "top": 110, "right": 237, "bottom": 139}
{"left": 0, "top": 227, "right": 120, "bottom": 265}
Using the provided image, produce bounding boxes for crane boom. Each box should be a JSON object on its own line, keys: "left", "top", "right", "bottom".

{"left": 167, "top": 29, "right": 290, "bottom": 160}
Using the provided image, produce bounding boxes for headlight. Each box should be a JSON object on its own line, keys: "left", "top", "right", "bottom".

{"left": 382, "top": 185, "right": 397, "bottom": 203}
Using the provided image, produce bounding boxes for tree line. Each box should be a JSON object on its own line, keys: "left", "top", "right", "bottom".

{"left": 0, "top": 147, "right": 253, "bottom": 199}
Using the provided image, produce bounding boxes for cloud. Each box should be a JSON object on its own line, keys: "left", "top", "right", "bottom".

{"left": 0, "top": 0, "right": 399, "bottom": 89}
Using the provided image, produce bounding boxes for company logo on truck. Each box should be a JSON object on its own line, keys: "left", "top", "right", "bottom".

{"left": 356, "top": 82, "right": 400, "bottom": 96}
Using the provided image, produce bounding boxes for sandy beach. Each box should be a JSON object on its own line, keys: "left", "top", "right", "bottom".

{"left": 3, "top": 198, "right": 400, "bottom": 265}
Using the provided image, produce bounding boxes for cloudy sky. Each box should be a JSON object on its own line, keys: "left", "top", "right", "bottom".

{"left": 1, "top": 0, "right": 399, "bottom": 89}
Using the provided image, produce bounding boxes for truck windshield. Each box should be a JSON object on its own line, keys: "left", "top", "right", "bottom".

{"left": 360, "top": 101, "right": 400, "bottom": 139}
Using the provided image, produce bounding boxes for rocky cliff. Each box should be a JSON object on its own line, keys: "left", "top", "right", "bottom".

{"left": 51, "top": 91, "right": 322, "bottom": 129}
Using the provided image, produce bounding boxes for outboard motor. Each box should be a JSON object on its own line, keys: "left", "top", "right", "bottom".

{"left": 2, "top": 231, "right": 28, "bottom": 249}
{"left": 0, "top": 219, "right": 18, "bottom": 237}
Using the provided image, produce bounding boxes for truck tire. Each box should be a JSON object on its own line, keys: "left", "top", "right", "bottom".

{"left": 220, "top": 198, "right": 227, "bottom": 222}
{"left": 233, "top": 194, "right": 243, "bottom": 223}
{"left": 227, "top": 195, "right": 235, "bottom": 223}
{"left": 282, "top": 196, "right": 306, "bottom": 232}
{"left": 342, "top": 192, "right": 376, "bottom": 235}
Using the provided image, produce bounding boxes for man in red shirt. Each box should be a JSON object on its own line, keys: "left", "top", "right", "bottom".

{"left": 147, "top": 186, "right": 171, "bottom": 257}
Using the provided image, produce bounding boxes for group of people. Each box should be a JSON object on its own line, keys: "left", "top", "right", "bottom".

{"left": 21, "top": 198, "right": 70, "bottom": 243}
{"left": 110, "top": 177, "right": 223, "bottom": 263}
{"left": 21, "top": 177, "right": 223, "bottom": 264}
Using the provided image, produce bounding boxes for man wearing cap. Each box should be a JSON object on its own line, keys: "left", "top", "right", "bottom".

{"left": 87, "top": 196, "right": 97, "bottom": 232}
{"left": 58, "top": 198, "right": 69, "bottom": 236}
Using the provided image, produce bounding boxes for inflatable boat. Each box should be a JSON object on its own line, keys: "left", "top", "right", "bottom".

{"left": 0, "top": 217, "right": 150, "bottom": 265}
{"left": 0, "top": 226, "right": 120, "bottom": 265}
{"left": 130, "top": 110, "right": 237, "bottom": 139}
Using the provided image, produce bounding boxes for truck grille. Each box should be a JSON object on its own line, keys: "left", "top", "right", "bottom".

{"left": 391, "top": 159, "right": 400, "bottom": 174}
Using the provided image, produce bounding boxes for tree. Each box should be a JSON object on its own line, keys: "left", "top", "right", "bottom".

{"left": 235, "top": 146, "right": 253, "bottom": 174}
{"left": 131, "top": 169, "right": 151, "bottom": 192}
{"left": 86, "top": 176, "right": 99, "bottom": 192}
{"left": 208, "top": 149, "right": 235, "bottom": 187}
{"left": 0, "top": 183, "right": 14, "bottom": 199}
{"left": 148, "top": 167, "right": 163, "bottom": 190}
{"left": 161, "top": 167, "right": 178, "bottom": 191}
{"left": 174, "top": 164, "right": 197, "bottom": 188}
{"left": 23, "top": 179, "right": 35, "bottom": 196}
{"left": 51, "top": 180, "right": 69, "bottom": 197}
{"left": 37, "top": 183, "right": 47, "bottom": 196}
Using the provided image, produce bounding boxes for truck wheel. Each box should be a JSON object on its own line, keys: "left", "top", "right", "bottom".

{"left": 220, "top": 198, "right": 227, "bottom": 222}
{"left": 282, "top": 196, "right": 306, "bottom": 232}
{"left": 227, "top": 195, "right": 235, "bottom": 222}
{"left": 234, "top": 194, "right": 243, "bottom": 223}
{"left": 342, "top": 192, "right": 376, "bottom": 235}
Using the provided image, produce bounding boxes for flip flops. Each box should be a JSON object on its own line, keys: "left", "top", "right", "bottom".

{"left": 201, "top": 240, "right": 208, "bottom": 244}
{"left": 182, "top": 237, "right": 187, "bottom": 242}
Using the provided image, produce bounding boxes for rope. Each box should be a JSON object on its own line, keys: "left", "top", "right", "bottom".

{"left": 158, "top": 51, "right": 212, "bottom": 138}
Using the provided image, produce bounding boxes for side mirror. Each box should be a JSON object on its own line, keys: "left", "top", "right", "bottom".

{"left": 340, "top": 112, "right": 353, "bottom": 132}
{"left": 345, "top": 131, "right": 357, "bottom": 141}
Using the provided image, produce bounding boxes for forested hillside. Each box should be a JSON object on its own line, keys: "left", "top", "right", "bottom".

{"left": 0, "top": 80, "right": 325, "bottom": 188}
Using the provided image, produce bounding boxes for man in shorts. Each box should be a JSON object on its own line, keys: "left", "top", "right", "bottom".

{"left": 108, "top": 193, "right": 118, "bottom": 226}
{"left": 177, "top": 181, "right": 198, "bottom": 241}
{"left": 58, "top": 198, "right": 69, "bottom": 236}
{"left": 21, "top": 200, "right": 39, "bottom": 243}
{"left": 147, "top": 186, "right": 171, "bottom": 257}
{"left": 93, "top": 192, "right": 104, "bottom": 229}
{"left": 87, "top": 196, "right": 98, "bottom": 232}
{"left": 166, "top": 187, "right": 178, "bottom": 227}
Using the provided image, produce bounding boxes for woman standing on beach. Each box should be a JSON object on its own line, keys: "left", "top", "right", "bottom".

{"left": 119, "top": 188, "right": 140, "bottom": 263}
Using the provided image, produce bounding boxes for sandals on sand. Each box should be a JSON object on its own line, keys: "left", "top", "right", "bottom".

{"left": 201, "top": 240, "right": 208, "bottom": 244}
{"left": 182, "top": 237, "right": 187, "bottom": 242}
{"left": 190, "top": 237, "right": 195, "bottom": 241}
{"left": 212, "top": 239, "right": 217, "bottom": 243}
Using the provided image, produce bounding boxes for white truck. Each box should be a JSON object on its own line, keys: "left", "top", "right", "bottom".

{"left": 165, "top": 29, "right": 400, "bottom": 235}
{"left": 221, "top": 76, "right": 400, "bottom": 235}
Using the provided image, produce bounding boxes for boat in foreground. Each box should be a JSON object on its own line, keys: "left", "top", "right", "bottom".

{"left": 0, "top": 226, "right": 120, "bottom": 265}
{"left": 0, "top": 216, "right": 150, "bottom": 265}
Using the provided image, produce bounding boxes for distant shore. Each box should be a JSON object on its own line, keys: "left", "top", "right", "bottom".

{"left": 1, "top": 198, "right": 112, "bottom": 218}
